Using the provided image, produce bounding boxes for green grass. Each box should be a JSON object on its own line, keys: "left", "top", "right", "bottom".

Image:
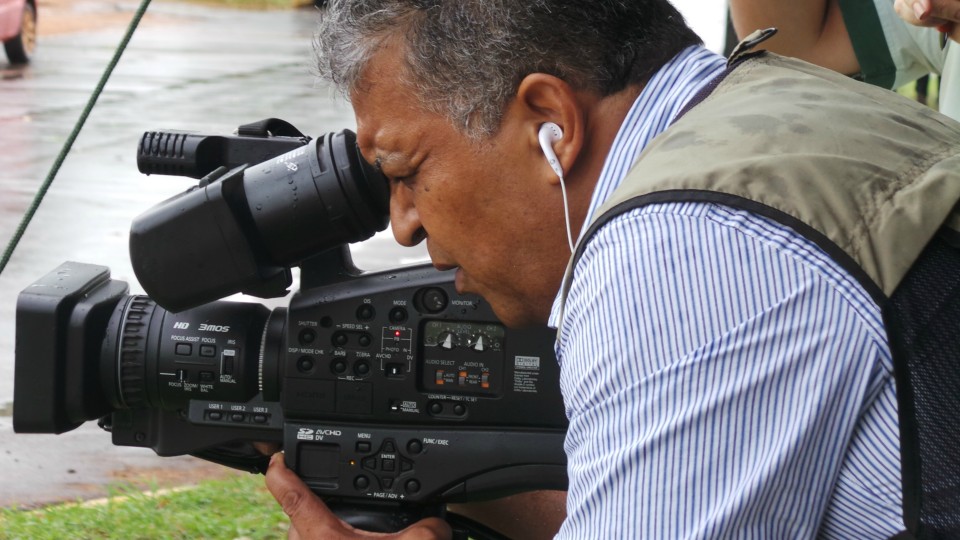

{"left": 897, "top": 75, "right": 941, "bottom": 110}
{"left": 0, "top": 475, "right": 289, "bottom": 540}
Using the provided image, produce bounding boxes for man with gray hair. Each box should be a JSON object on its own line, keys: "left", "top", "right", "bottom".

{"left": 264, "top": 1, "right": 960, "bottom": 538}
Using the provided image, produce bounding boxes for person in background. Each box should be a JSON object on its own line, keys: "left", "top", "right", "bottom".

{"left": 730, "top": 0, "right": 960, "bottom": 118}
{"left": 894, "top": 0, "right": 960, "bottom": 38}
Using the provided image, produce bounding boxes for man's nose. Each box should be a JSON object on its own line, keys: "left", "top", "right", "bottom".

{"left": 389, "top": 182, "right": 426, "bottom": 247}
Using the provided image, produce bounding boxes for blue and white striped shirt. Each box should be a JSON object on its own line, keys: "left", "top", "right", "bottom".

{"left": 548, "top": 46, "right": 903, "bottom": 538}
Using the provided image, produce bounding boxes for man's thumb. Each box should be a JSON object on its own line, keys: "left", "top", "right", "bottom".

{"left": 265, "top": 453, "right": 342, "bottom": 532}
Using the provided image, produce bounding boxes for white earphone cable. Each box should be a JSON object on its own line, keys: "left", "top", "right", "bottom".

{"left": 558, "top": 173, "right": 574, "bottom": 253}
{"left": 538, "top": 122, "right": 573, "bottom": 253}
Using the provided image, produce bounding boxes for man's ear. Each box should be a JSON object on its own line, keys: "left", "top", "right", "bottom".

{"left": 513, "top": 73, "right": 585, "bottom": 186}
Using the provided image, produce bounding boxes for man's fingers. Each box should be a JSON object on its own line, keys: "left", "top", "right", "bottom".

{"left": 897, "top": 0, "right": 960, "bottom": 24}
{"left": 398, "top": 518, "right": 453, "bottom": 540}
{"left": 927, "top": 0, "right": 960, "bottom": 22}
{"left": 895, "top": 0, "right": 929, "bottom": 24}
{"left": 265, "top": 453, "right": 349, "bottom": 536}
{"left": 265, "top": 453, "right": 452, "bottom": 540}
{"left": 252, "top": 442, "right": 281, "bottom": 455}
{"left": 894, "top": 0, "right": 960, "bottom": 44}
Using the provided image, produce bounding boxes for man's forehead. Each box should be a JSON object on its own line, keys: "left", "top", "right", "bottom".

{"left": 351, "top": 47, "right": 417, "bottom": 130}
{"left": 351, "top": 38, "right": 408, "bottom": 99}
{"left": 352, "top": 65, "right": 439, "bottom": 164}
{"left": 353, "top": 95, "right": 416, "bottom": 151}
{"left": 353, "top": 96, "right": 425, "bottom": 169}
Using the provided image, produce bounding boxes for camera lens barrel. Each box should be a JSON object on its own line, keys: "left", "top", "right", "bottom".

{"left": 130, "top": 129, "right": 388, "bottom": 313}
{"left": 101, "top": 296, "right": 274, "bottom": 412}
{"left": 106, "top": 296, "right": 157, "bottom": 409}
{"left": 242, "top": 131, "right": 389, "bottom": 265}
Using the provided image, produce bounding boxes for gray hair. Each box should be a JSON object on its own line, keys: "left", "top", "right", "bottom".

{"left": 315, "top": 0, "right": 700, "bottom": 138}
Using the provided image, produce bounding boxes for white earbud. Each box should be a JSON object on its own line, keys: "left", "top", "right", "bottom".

{"left": 538, "top": 122, "right": 564, "bottom": 178}
{"left": 538, "top": 122, "right": 574, "bottom": 252}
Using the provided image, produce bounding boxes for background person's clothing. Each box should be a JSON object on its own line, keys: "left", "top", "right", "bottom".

{"left": 839, "top": 0, "right": 960, "bottom": 118}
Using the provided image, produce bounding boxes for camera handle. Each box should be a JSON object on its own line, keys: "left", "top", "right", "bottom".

{"left": 177, "top": 436, "right": 514, "bottom": 538}
{"left": 180, "top": 443, "right": 509, "bottom": 538}
{"left": 330, "top": 501, "right": 510, "bottom": 539}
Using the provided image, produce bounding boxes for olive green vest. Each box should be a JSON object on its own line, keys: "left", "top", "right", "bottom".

{"left": 559, "top": 49, "right": 960, "bottom": 539}
{"left": 561, "top": 52, "right": 960, "bottom": 309}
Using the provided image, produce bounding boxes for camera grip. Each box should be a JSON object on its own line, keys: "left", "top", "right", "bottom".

{"left": 329, "top": 503, "right": 508, "bottom": 540}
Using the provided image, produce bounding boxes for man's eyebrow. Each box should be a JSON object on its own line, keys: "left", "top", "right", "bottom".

{"left": 374, "top": 152, "right": 408, "bottom": 172}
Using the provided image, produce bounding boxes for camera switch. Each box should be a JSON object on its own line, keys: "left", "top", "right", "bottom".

{"left": 419, "top": 287, "right": 448, "bottom": 313}
{"left": 298, "top": 328, "right": 316, "bottom": 344}
{"left": 407, "top": 440, "right": 423, "bottom": 454}
{"left": 389, "top": 307, "right": 408, "bottom": 324}
{"left": 221, "top": 349, "right": 236, "bottom": 375}
{"left": 356, "top": 305, "right": 375, "bottom": 321}
{"left": 354, "top": 476, "right": 370, "bottom": 490}
{"left": 297, "top": 356, "right": 315, "bottom": 373}
{"left": 176, "top": 369, "right": 187, "bottom": 381}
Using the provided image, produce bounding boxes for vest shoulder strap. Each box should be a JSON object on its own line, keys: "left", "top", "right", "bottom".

{"left": 560, "top": 53, "right": 960, "bottom": 314}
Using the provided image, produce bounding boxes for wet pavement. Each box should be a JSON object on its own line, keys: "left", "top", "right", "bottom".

{"left": 0, "top": 0, "right": 358, "bottom": 405}
{"left": 0, "top": 0, "right": 422, "bottom": 508}
{"left": 0, "top": 0, "right": 725, "bottom": 508}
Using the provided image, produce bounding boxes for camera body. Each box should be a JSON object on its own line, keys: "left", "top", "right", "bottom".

{"left": 13, "top": 121, "right": 567, "bottom": 525}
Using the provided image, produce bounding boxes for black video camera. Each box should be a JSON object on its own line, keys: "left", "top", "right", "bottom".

{"left": 12, "top": 119, "right": 567, "bottom": 534}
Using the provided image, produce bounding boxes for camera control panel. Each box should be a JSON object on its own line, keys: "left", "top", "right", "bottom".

{"left": 284, "top": 421, "right": 566, "bottom": 504}
{"left": 281, "top": 268, "right": 564, "bottom": 429}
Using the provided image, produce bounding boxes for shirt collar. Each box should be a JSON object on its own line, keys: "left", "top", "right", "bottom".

{"left": 547, "top": 45, "right": 727, "bottom": 329}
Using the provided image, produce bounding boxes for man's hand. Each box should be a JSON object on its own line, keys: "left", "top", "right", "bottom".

{"left": 894, "top": 0, "right": 960, "bottom": 42}
{"left": 264, "top": 453, "right": 452, "bottom": 540}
